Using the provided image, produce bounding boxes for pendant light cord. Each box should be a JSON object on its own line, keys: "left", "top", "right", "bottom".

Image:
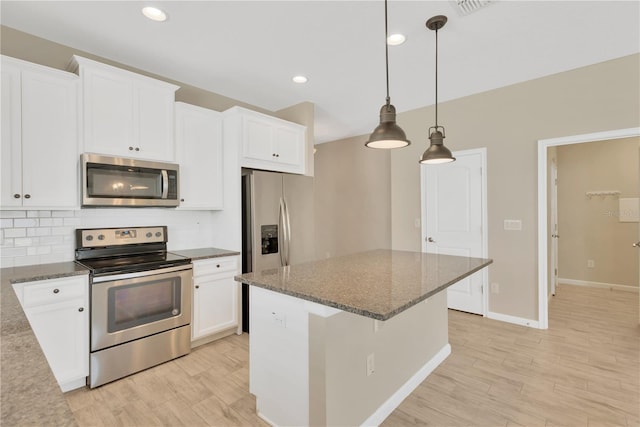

{"left": 434, "top": 25, "right": 438, "bottom": 127}
{"left": 385, "top": 0, "right": 390, "bottom": 108}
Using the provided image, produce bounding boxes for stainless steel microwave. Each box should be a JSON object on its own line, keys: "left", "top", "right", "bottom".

{"left": 81, "top": 153, "right": 179, "bottom": 207}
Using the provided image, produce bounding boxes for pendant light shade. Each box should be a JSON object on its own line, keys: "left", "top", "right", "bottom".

{"left": 420, "top": 15, "right": 455, "bottom": 164}
{"left": 366, "top": 104, "right": 410, "bottom": 149}
{"left": 365, "top": 0, "right": 410, "bottom": 150}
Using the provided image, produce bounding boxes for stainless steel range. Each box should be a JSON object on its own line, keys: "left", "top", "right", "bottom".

{"left": 75, "top": 226, "right": 192, "bottom": 388}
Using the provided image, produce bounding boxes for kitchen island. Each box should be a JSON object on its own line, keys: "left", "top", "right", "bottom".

{"left": 235, "top": 249, "right": 492, "bottom": 426}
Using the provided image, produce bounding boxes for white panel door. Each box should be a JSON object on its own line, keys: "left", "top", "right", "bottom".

{"left": 422, "top": 149, "right": 486, "bottom": 314}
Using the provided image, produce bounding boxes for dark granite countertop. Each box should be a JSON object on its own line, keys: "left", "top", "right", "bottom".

{"left": 235, "top": 249, "right": 492, "bottom": 321}
{"left": 170, "top": 247, "right": 240, "bottom": 261}
{"left": 1, "top": 262, "right": 88, "bottom": 426}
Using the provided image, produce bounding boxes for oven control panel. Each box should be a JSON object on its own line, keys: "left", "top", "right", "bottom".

{"left": 77, "top": 226, "right": 167, "bottom": 248}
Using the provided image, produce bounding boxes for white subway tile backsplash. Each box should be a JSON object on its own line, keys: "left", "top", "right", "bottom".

{"left": 4, "top": 228, "right": 26, "bottom": 238}
{"left": 14, "top": 237, "right": 34, "bottom": 247}
{"left": 0, "top": 247, "right": 27, "bottom": 257}
{"left": 50, "top": 227, "right": 73, "bottom": 236}
{"left": 0, "top": 258, "right": 15, "bottom": 268}
{"left": 41, "top": 253, "right": 73, "bottom": 264}
{"left": 0, "top": 211, "right": 26, "bottom": 219}
{"left": 0, "top": 209, "right": 217, "bottom": 269}
{"left": 51, "top": 210, "right": 75, "bottom": 218}
{"left": 14, "top": 255, "right": 42, "bottom": 267}
{"left": 28, "top": 246, "right": 51, "bottom": 256}
{"left": 63, "top": 217, "right": 81, "bottom": 226}
{"left": 27, "top": 227, "right": 51, "bottom": 237}
{"left": 39, "top": 236, "right": 65, "bottom": 245}
{"left": 39, "top": 218, "right": 64, "bottom": 227}
{"left": 14, "top": 218, "right": 38, "bottom": 228}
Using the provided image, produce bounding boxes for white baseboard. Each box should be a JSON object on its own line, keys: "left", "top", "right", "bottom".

{"left": 487, "top": 311, "right": 540, "bottom": 329}
{"left": 558, "top": 278, "right": 639, "bottom": 293}
{"left": 361, "top": 343, "right": 452, "bottom": 427}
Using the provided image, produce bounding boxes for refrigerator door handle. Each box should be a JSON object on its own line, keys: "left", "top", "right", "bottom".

{"left": 283, "top": 198, "right": 292, "bottom": 266}
{"left": 278, "top": 198, "right": 286, "bottom": 267}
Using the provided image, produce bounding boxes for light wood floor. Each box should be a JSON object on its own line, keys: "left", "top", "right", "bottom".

{"left": 66, "top": 284, "right": 639, "bottom": 426}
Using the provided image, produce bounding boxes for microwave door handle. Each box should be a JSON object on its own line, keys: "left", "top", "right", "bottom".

{"left": 161, "top": 170, "right": 169, "bottom": 199}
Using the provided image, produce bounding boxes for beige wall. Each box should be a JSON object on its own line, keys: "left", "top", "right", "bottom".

{"left": 557, "top": 137, "right": 639, "bottom": 288}
{"left": 390, "top": 54, "right": 640, "bottom": 320}
{"left": 313, "top": 135, "right": 391, "bottom": 260}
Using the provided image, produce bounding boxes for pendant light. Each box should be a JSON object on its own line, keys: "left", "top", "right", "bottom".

{"left": 365, "top": 0, "right": 410, "bottom": 149}
{"left": 420, "top": 15, "right": 455, "bottom": 164}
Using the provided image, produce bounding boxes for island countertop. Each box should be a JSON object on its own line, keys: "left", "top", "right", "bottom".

{"left": 235, "top": 249, "right": 492, "bottom": 321}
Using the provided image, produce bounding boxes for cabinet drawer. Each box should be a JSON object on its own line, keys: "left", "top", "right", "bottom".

{"left": 21, "top": 276, "right": 87, "bottom": 308}
{"left": 193, "top": 257, "right": 238, "bottom": 277}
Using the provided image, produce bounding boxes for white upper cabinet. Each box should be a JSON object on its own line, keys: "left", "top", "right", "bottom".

{"left": 1, "top": 56, "right": 80, "bottom": 209}
{"left": 225, "top": 107, "right": 306, "bottom": 175}
{"left": 174, "top": 102, "right": 224, "bottom": 210}
{"left": 68, "top": 55, "right": 179, "bottom": 162}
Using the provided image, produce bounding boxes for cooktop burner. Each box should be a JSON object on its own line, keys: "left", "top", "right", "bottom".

{"left": 75, "top": 251, "right": 191, "bottom": 276}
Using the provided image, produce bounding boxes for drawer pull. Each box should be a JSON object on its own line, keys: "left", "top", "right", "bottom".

{"left": 53, "top": 289, "right": 60, "bottom": 294}
{"left": 78, "top": 307, "right": 84, "bottom": 312}
{"left": 13, "top": 194, "right": 20, "bottom": 199}
{"left": 217, "top": 264, "right": 221, "bottom": 268}
{"left": 195, "top": 285, "right": 200, "bottom": 289}
{"left": 24, "top": 194, "right": 31, "bottom": 199}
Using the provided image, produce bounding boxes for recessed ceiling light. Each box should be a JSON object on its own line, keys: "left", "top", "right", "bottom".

{"left": 142, "top": 6, "right": 167, "bottom": 22}
{"left": 387, "top": 34, "right": 406, "bottom": 46}
{"left": 292, "top": 75, "right": 308, "bottom": 84}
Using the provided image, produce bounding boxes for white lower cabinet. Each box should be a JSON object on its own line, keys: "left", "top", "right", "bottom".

{"left": 191, "top": 256, "right": 241, "bottom": 345}
{"left": 12, "top": 275, "right": 89, "bottom": 392}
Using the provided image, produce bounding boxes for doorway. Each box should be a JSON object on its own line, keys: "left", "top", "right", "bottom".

{"left": 537, "top": 127, "right": 640, "bottom": 329}
{"left": 421, "top": 148, "right": 488, "bottom": 315}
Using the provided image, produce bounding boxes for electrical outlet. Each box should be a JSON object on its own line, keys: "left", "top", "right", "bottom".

{"left": 366, "top": 353, "right": 375, "bottom": 376}
{"left": 503, "top": 220, "right": 522, "bottom": 231}
{"left": 587, "top": 260, "right": 595, "bottom": 268}
{"left": 491, "top": 283, "right": 500, "bottom": 294}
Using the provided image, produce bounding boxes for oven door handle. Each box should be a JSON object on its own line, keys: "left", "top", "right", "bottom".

{"left": 92, "top": 264, "right": 192, "bottom": 283}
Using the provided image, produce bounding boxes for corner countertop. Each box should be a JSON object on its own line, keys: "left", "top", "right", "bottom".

{"left": 235, "top": 249, "right": 493, "bottom": 321}
{"left": 169, "top": 247, "right": 240, "bottom": 261}
{"left": 1, "top": 262, "right": 88, "bottom": 426}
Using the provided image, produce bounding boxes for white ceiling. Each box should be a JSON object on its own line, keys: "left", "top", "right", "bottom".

{"left": 1, "top": 1, "right": 638, "bottom": 144}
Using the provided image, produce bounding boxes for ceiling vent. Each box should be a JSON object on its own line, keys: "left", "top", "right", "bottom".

{"left": 451, "top": 0, "right": 494, "bottom": 16}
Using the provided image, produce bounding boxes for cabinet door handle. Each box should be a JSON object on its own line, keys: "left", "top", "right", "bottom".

{"left": 24, "top": 194, "right": 31, "bottom": 199}
{"left": 135, "top": 147, "right": 140, "bottom": 152}
{"left": 129, "top": 146, "right": 134, "bottom": 151}
{"left": 78, "top": 307, "right": 84, "bottom": 312}
{"left": 180, "top": 198, "right": 185, "bottom": 202}
{"left": 13, "top": 194, "right": 20, "bottom": 199}
{"left": 195, "top": 285, "right": 200, "bottom": 289}
{"left": 216, "top": 264, "right": 220, "bottom": 268}
{"left": 53, "top": 288, "right": 60, "bottom": 294}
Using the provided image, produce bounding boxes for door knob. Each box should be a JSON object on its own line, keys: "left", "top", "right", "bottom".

{"left": 426, "top": 237, "right": 436, "bottom": 243}
{"left": 633, "top": 241, "right": 640, "bottom": 248}
{"left": 551, "top": 234, "right": 560, "bottom": 238}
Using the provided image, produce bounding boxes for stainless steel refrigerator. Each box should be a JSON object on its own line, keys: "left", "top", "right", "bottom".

{"left": 241, "top": 169, "right": 315, "bottom": 331}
